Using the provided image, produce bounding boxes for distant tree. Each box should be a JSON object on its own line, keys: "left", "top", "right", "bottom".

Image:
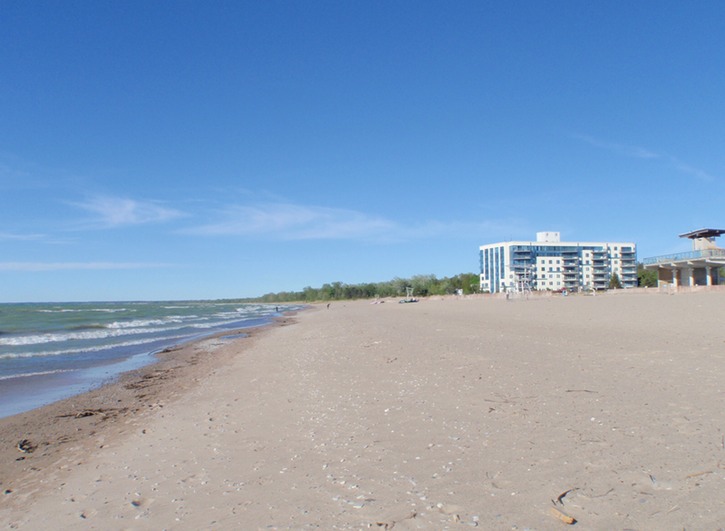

{"left": 302, "top": 286, "right": 318, "bottom": 301}
{"left": 609, "top": 272, "right": 622, "bottom": 289}
{"left": 458, "top": 272, "right": 480, "bottom": 294}
{"left": 319, "top": 283, "right": 334, "bottom": 301}
{"left": 390, "top": 277, "right": 408, "bottom": 296}
{"left": 410, "top": 274, "right": 437, "bottom": 297}
{"left": 637, "top": 265, "right": 658, "bottom": 288}
{"left": 361, "top": 283, "right": 378, "bottom": 298}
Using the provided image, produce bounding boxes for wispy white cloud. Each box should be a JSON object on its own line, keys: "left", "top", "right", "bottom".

{"left": 183, "top": 201, "right": 521, "bottom": 243}
{"left": 184, "top": 203, "right": 395, "bottom": 241}
{"left": 575, "top": 134, "right": 660, "bottom": 160}
{"left": 0, "top": 262, "right": 172, "bottom": 272}
{"left": 575, "top": 133, "right": 716, "bottom": 182}
{"left": 390, "top": 219, "right": 526, "bottom": 241}
{"left": 671, "top": 161, "right": 716, "bottom": 182}
{"left": 0, "top": 156, "right": 34, "bottom": 189}
{"left": 71, "top": 195, "right": 184, "bottom": 228}
{"left": 0, "top": 231, "right": 46, "bottom": 241}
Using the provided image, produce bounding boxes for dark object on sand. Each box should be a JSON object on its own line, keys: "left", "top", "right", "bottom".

{"left": 17, "top": 439, "right": 37, "bottom": 453}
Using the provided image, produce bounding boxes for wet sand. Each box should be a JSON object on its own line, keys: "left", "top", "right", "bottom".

{"left": 1, "top": 293, "right": 724, "bottom": 529}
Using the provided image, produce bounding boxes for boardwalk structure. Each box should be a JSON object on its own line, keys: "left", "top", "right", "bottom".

{"left": 642, "top": 228, "right": 725, "bottom": 287}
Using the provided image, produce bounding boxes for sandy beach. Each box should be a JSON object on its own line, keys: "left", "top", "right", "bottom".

{"left": 1, "top": 292, "right": 724, "bottom": 529}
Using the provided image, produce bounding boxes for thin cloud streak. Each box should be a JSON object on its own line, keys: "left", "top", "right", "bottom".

{"left": 575, "top": 134, "right": 660, "bottom": 159}
{"left": 671, "top": 160, "right": 716, "bottom": 182}
{"left": 395, "top": 219, "right": 527, "bottom": 241}
{"left": 183, "top": 201, "right": 520, "bottom": 243}
{"left": 576, "top": 134, "right": 716, "bottom": 182}
{"left": 0, "top": 262, "right": 172, "bottom": 272}
{"left": 184, "top": 203, "right": 395, "bottom": 241}
{"left": 0, "top": 231, "right": 46, "bottom": 241}
{"left": 71, "top": 195, "right": 184, "bottom": 228}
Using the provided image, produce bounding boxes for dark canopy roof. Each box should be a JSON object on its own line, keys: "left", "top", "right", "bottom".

{"left": 679, "top": 228, "right": 725, "bottom": 239}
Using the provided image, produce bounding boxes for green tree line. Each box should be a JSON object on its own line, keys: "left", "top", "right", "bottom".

{"left": 241, "top": 273, "right": 481, "bottom": 303}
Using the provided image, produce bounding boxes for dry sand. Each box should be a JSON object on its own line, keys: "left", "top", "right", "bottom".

{"left": 1, "top": 292, "right": 724, "bottom": 530}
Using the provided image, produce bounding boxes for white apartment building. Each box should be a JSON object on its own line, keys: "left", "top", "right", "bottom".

{"left": 480, "top": 232, "right": 637, "bottom": 293}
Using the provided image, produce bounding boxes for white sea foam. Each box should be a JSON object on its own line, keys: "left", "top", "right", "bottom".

{"left": 0, "top": 368, "right": 74, "bottom": 381}
{"left": 108, "top": 317, "right": 186, "bottom": 329}
{"left": 0, "top": 326, "right": 177, "bottom": 346}
{"left": 189, "top": 316, "right": 253, "bottom": 329}
{"left": 0, "top": 333, "right": 192, "bottom": 360}
{"left": 37, "top": 308, "right": 130, "bottom": 313}
{"left": 0, "top": 312, "right": 257, "bottom": 346}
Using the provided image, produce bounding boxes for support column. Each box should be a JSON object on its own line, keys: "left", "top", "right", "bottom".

{"left": 672, "top": 269, "right": 679, "bottom": 288}
{"left": 706, "top": 266, "right": 712, "bottom": 286}
{"left": 688, "top": 267, "right": 694, "bottom": 287}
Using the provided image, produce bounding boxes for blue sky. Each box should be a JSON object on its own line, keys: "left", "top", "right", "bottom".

{"left": 2, "top": 1, "right": 724, "bottom": 302}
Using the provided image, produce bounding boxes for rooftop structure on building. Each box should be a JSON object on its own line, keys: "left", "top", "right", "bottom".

{"left": 642, "top": 228, "right": 725, "bottom": 287}
{"left": 479, "top": 232, "right": 637, "bottom": 294}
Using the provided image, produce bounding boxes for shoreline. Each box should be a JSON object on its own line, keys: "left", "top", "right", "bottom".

{"left": 0, "top": 301, "right": 291, "bottom": 420}
{"left": 2, "top": 292, "right": 724, "bottom": 528}
{"left": 0, "top": 310, "right": 302, "bottom": 505}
